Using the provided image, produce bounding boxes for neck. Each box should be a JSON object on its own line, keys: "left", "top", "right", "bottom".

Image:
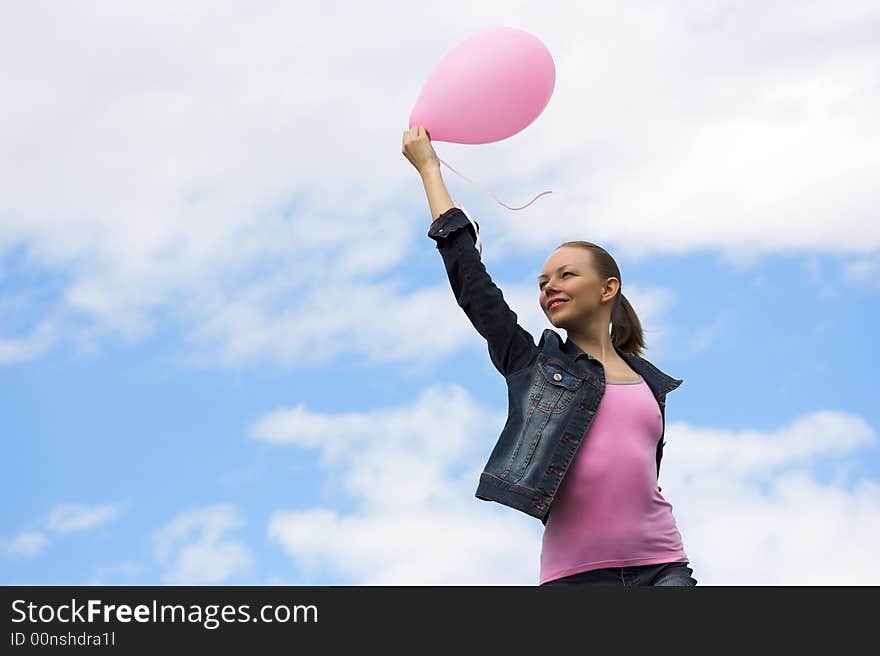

{"left": 566, "top": 315, "right": 618, "bottom": 362}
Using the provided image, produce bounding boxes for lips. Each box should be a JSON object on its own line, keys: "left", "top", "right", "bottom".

{"left": 547, "top": 299, "right": 568, "bottom": 311}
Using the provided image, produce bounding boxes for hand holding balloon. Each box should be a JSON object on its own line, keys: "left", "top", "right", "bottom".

{"left": 402, "top": 125, "right": 440, "bottom": 176}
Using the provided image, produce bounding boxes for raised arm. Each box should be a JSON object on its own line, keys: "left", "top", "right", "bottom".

{"left": 425, "top": 203, "right": 538, "bottom": 378}
{"left": 403, "top": 125, "right": 538, "bottom": 378}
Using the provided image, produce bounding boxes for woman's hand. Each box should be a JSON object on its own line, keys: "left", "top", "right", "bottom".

{"left": 402, "top": 125, "right": 440, "bottom": 175}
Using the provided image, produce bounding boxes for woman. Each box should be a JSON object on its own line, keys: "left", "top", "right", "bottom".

{"left": 402, "top": 125, "right": 697, "bottom": 587}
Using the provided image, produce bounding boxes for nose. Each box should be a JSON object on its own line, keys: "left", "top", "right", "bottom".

{"left": 542, "top": 282, "right": 560, "bottom": 298}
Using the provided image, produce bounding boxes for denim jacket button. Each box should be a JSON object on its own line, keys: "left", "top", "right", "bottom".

{"left": 553, "top": 372, "right": 562, "bottom": 381}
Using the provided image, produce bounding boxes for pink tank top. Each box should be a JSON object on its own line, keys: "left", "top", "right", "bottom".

{"left": 539, "top": 375, "right": 689, "bottom": 584}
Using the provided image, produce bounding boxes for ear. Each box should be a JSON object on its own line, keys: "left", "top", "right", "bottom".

{"left": 603, "top": 277, "right": 620, "bottom": 302}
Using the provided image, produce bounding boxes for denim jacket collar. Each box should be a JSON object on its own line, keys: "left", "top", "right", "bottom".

{"left": 556, "top": 330, "right": 683, "bottom": 396}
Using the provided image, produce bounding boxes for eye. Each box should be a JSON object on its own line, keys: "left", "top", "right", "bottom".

{"left": 539, "top": 271, "right": 573, "bottom": 290}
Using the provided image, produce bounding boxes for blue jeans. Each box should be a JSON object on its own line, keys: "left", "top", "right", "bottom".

{"left": 540, "top": 561, "right": 698, "bottom": 586}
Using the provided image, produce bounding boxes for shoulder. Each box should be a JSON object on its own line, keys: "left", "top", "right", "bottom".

{"left": 632, "top": 353, "right": 684, "bottom": 392}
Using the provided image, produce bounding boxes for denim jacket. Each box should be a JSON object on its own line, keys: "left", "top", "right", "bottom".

{"left": 428, "top": 207, "right": 684, "bottom": 525}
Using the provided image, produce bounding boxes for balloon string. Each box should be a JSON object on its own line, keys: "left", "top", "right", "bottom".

{"left": 437, "top": 157, "right": 553, "bottom": 210}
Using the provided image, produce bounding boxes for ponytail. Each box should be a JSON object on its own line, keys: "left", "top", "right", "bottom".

{"left": 610, "top": 290, "right": 646, "bottom": 357}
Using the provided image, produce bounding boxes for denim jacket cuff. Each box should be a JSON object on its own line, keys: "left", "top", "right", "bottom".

{"left": 427, "top": 207, "right": 480, "bottom": 245}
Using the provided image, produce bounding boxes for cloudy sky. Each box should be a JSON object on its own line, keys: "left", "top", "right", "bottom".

{"left": 1, "top": 1, "right": 878, "bottom": 585}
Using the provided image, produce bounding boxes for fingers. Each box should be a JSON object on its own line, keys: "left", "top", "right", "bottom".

{"left": 402, "top": 125, "right": 426, "bottom": 139}
{"left": 402, "top": 125, "right": 430, "bottom": 150}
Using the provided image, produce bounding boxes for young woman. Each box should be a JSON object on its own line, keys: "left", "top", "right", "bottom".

{"left": 403, "top": 125, "right": 697, "bottom": 587}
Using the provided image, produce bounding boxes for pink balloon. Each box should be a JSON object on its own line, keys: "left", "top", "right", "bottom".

{"left": 409, "top": 27, "right": 555, "bottom": 145}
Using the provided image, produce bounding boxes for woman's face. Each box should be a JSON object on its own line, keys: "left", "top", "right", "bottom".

{"left": 538, "top": 247, "right": 618, "bottom": 329}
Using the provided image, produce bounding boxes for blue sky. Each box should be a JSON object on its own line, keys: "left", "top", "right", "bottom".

{"left": 1, "top": 1, "right": 878, "bottom": 585}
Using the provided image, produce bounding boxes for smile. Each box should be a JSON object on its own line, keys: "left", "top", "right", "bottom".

{"left": 548, "top": 299, "right": 568, "bottom": 311}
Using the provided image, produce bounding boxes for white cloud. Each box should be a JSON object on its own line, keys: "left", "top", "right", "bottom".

{"left": 250, "top": 384, "right": 505, "bottom": 493}
{"left": 258, "top": 383, "right": 541, "bottom": 584}
{"left": 268, "top": 507, "right": 539, "bottom": 585}
{"left": 657, "top": 410, "right": 879, "bottom": 584}
{"left": 1, "top": 500, "right": 128, "bottom": 560}
{"left": 45, "top": 501, "right": 127, "bottom": 533}
{"left": 0, "top": 1, "right": 876, "bottom": 365}
{"left": 0, "top": 531, "right": 49, "bottom": 558}
{"left": 259, "top": 384, "right": 879, "bottom": 584}
{"left": 681, "top": 311, "right": 731, "bottom": 358}
{"left": 183, "top": 277, "right": 473, "bottom": 370}
{"left": 667, "top": 410, "right": 875, "bottom": 478}
{"left": 152, "top": 504, "right": 254, "bottom": 584}
{"left": 0, "top": 318, "right": 58, "bottom": 365}
{"left": 841, "top": 254, "right": 880, "bottom": 291}
{"left": 85, "top": 561, "right": 142, "bottom": 586}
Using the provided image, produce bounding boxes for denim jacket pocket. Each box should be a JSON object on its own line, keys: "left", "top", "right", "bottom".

{"left": 528, "top": 355, "right": 584, "bottom": 413}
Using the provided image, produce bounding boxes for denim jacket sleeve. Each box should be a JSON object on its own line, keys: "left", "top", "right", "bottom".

{"left": 427, "top": 207, "right": 538, "bottom": 378}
